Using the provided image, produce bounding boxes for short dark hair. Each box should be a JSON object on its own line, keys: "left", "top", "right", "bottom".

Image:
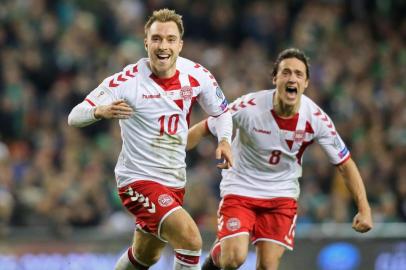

{"left": 271, "top": 48, "right": 310, "bottom": 79}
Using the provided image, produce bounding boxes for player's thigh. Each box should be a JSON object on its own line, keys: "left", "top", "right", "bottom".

{"left": 255, "top": 241, "right": 286, "bottom": 270}
{"left": 220, "top": 234, "right": 250, "bottom": 267}
{"left": 132, "top": 229, "right": 166, "bottom": 264}
{"left": 160, "top": 207, "right": 202, "bottom": 250}
{"left": 252, "top": 198, "right": 297, "bottom": 250}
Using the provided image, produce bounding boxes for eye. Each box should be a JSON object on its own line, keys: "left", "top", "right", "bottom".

{"left": 168, "top": 36, "right": 177, "bottom": 43}
{"left": 282, "top": 70, "right": 290, "bottom": 76}
{"left": 296, "top": 71, "right": 304, "bottom": 78}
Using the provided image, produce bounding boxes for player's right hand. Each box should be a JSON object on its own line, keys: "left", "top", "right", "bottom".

{"left": 94, "top": 99, "right": 133, "bottom": 119}
{"left": 216, "top": 139, "right": 233, "bottom": 169}
{"left": 352, "top": 210, "right": 373, "bottom": 233}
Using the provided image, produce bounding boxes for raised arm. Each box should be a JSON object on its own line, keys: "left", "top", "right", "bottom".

{"left": 336, "top": 158, "right": 373, "bottom": 233}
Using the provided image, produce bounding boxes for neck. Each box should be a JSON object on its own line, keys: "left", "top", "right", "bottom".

{"left": 273, "top": 93, "right": 300, "bottom": 118}
{"left": 149, "top": 61, "right": 177, "bottom": 79}
{"left": 151, "top": 68, "right": 176, "bottom": 79}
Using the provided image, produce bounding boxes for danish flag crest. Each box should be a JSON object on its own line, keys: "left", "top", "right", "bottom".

{"left": 293, "top": 130, "right": 305, "bottom": 143}
{"left": 180, "top": 86, "right": 193, "bottom": 101}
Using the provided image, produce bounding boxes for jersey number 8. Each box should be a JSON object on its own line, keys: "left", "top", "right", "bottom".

{"left": 269, "top": 150, "right": 282, "bottom": 165}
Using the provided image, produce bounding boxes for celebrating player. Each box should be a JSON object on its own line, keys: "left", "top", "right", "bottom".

{"left": 68, "top": 9, "right": 232, "bottom": 270}
{"left": 187, "top": 48, "right": 373, "bottom": 270}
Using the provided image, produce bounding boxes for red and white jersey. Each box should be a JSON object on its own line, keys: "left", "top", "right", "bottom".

{"left": 208, "top": 89, "right": 350, "bottom": 199}
{"left": 85, "top": 57, "right": 228, "bottom": 188}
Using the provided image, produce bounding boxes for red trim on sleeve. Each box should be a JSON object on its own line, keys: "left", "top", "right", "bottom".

{"left": 334, "top": 153, "right": 351, "bottom": 166}
{"left": 85, "top": 98, "right": 96, "bottom": 107}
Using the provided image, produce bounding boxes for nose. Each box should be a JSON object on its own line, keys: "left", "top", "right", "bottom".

{"left": 158, "top": 39, "right": 168, "bottom": 50}
{"left": 288, "top": 73, "right": 298, "bottom": 83}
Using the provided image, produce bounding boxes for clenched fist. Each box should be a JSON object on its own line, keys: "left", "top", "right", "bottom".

{"left": 352, "top": 210, "right": 373, "bottom": 233}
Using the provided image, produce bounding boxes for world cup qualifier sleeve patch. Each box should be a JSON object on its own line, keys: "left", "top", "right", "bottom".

{"left": 220, "top": 99, "right": 228, "bottom": 111}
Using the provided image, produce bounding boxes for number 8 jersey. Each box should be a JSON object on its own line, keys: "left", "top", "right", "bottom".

{"left": 84, "top": 57, "right": 228, "bottom": 188}
{"left": 208, "top": 89, "right": 351, "bottom": 199}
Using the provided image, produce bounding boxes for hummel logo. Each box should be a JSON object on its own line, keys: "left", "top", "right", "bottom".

{"left": 127, "top": 187, "right": 156, "bottom": 213}
{"left": 253, "top": 127, "right": 272, "bottom": 134}
{"left": 142, "top": 94, "right": 161, "bottom": 99}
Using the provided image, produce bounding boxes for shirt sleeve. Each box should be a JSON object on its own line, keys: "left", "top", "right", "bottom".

{"left": 84, "top": 83, "right": 118, "bottom": 107}
{"left": 207, "top": 110, "right": 233, "bottom": 143}
{"left": 67, "top": 68, "right": 124, "bottom": 127}
{"left": 207, "top": 93, "right": 254, "bottom": 137}
{"left": 315, "top": 110, "right": 351, "bottom": 165}
{"left": 196, "top": 70, "right": 228, "bottom": 117}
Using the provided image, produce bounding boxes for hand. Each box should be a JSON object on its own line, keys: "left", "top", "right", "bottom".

{"left": 352, "top": 210, "right": 373, "bottom": 233}
{"left": 215, "top": 139, "right": 233, "bottom": 169}
{"left": 94, "top": 100, "right": 133, "bottom": 119}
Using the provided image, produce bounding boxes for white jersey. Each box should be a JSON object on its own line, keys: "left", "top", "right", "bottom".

{"left": 208, "top": 89, "right": 350, "bottom": 199}
{"left": 85, "top": 57, "right": 228, "bottom": 188}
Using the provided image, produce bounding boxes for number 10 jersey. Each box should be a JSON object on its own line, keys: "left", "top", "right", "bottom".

{"left": 84, "top": 57, "right": 228, "bottom": 188}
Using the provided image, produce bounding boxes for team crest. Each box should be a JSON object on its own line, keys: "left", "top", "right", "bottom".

{"left": 97, "top": 90, "right": 105, "bottom": 98}
{"left": 216, "top": 87, "right": 224, "bottom": 100}
{"left": 180, "top": 86, "right": 193, "bottom": 100}
{"left": 293, "top": 130, "right": 305, "bottom": 143}
{"left": 226, "top": 217, "right": 241, "bottom": 231}
{"left": 158, "top": 194, "right": 174, "bottom": 207}
{"left": 333, "top": 135, "right": 343, "bottom": 150}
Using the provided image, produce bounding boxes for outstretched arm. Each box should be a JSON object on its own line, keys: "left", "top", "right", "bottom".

{"left": 336, "top": 158, "right": 373, "bottom": 233}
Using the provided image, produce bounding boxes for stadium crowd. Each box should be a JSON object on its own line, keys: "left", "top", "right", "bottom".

{"left": 0, "top": 0, "right": 405, "bottom": 237}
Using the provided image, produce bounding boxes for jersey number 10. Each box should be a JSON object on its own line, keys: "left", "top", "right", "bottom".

{"left": 158, "top": 114, "right": 180, "bottom": 136}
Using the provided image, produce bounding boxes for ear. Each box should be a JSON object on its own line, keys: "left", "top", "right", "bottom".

{"left": 304, "top": 78, "right": 309, "bottom": 89}
{"left": 179, "top": 39, "right": 184, "bottom": 53}
{"left": 144, "top": 38, "right": 148, "bottom": 51}
{"left": 272, "top": 76, "right": 277, "bottom": 85}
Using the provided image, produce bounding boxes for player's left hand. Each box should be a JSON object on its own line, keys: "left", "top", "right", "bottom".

{"left": 352, "top": 210, "right": 373, "bottom": 233}
{"left": 215, "top": 139, "right": 233, "bottom": 169}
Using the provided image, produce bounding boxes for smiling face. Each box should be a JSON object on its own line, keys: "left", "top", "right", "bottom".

{"left": 273, "top": 57, "right": 309, "bottom": 109}
{"left": 144, "top": 21, "right": 183, "bottom": 78}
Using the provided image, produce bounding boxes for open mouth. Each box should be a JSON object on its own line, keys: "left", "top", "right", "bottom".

{"left": 285, "top": 86, "right": 297, "bottom": 100}
{"left": 156, "top": 54, "right": 170, "bottom": 62}
{"left": 286, "top": 86, "right": 297, "bottom": 94}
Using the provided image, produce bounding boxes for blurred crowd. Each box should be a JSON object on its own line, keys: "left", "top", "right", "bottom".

{"left": 0, "top": 0, "right": 405, "bottom": 237}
